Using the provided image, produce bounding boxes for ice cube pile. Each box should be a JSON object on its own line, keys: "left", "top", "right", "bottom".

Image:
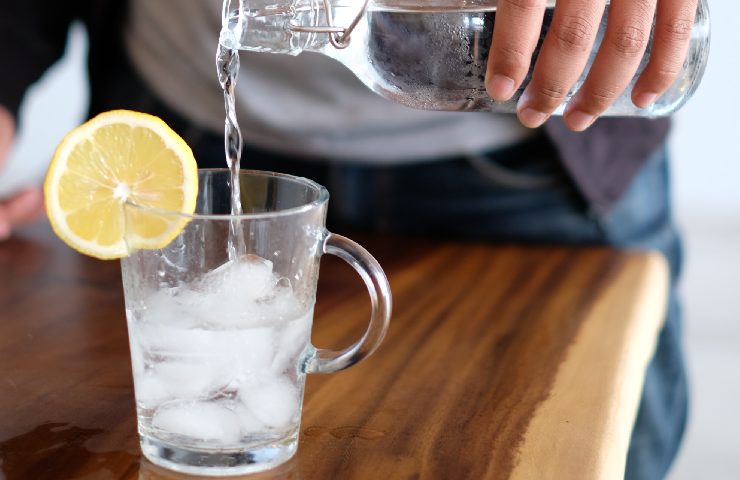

{"left": 126, "top": 255, "right": 313, "bottom": 446}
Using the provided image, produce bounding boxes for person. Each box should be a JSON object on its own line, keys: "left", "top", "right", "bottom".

{"left": 0, "top": 1, "right": 696, "bottom": 478}
{"left": 0, "top": 107, "right": 45, "bottom": 240}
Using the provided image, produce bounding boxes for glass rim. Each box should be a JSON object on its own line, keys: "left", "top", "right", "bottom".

{"left": 124, "top": 168, "right": 330, "bottom": 221}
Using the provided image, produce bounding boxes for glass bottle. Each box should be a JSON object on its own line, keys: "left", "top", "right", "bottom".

{"left": 220, "top": 0, "right": 710, "bottom": 116}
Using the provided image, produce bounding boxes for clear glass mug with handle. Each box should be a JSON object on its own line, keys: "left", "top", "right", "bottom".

{"left": 120, "top": 169, "right": 391, "bottom": 476}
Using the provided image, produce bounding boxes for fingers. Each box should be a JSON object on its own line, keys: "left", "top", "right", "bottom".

{"left": 0, "top": 216, "right": 10, "bottom": 240}
{"left": 0, "top": 187, "right": 45, "bottom": 240}
{"left": 6, "top": 188, "right": 45, "bottom": 224}
{"left": 632, "top": 0, "right": 698, "bottom": 108}
{"left": 563, "top": 0, "right": 658, "bottom": 130}
{"left": 515, "top": 0, "right": 607, "bottom": 128}
{"left": 488, "top": 0, "right": 699, "bottom": 129}
{"left": 0, "top": 107, "right": 36, "bottom": 241}
{"left": 485, "top": 0, "right": 549, "bottom": 101}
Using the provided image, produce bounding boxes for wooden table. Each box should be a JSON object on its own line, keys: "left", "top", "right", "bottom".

{"left": 0, "top": 223, "right": 668, "bottom": 480}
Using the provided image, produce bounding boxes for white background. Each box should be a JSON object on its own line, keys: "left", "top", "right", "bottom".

{"left": 1, "top": 2, "right": 739, "bottom": 478}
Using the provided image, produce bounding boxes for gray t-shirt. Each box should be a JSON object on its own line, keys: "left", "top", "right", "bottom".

{"left": 124, "top": 0, "right": 530, "bottom": 163}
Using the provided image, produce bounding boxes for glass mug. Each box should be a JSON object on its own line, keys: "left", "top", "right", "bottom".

{"left": 120, "top": 169, "right": 391, "bottom": 476}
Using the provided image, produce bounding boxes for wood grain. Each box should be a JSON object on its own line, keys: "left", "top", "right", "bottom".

{"left": 0, "top": 223, "right": 668, "bottom": 480}
{"left": 509, "top": 252, "right": 667, "bottom": 480}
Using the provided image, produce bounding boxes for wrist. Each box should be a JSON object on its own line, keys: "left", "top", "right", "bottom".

{"left": 0, "top": 105, "right": 16, "bottom": 169}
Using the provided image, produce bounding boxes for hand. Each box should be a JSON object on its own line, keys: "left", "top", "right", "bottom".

{"left": 0, "top": 106, "right": 45, "bottom": 241}
{"left": 485, "top": 0, "right": 698, "bottom": 131}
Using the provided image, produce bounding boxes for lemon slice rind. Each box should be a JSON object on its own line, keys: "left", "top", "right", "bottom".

{"left": 44, "top": 110, "right": 199, "bottom": 260}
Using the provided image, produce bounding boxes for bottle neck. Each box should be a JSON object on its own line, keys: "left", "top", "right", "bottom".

{"left": 222, "top": 0, "right": 354, "bottom": 55}
{"left": 221, "top": 0, "right": 375, "bottom": 56}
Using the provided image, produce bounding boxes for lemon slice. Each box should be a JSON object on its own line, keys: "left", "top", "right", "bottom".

{"left": 44, "top": 110, "right": 199, "bottom": 260}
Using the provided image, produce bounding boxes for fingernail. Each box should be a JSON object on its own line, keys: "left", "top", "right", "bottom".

{"left": 487, "top": 74, "right": 516, "bottom": 101}
{"left": 635, "top": 92, "right": 658, "bottom": 109}
{"left": 518, "top": 108, "right": 549, "bottom": 129}
{"left": 567, "top": 110, "right": 596, "bottom": 132}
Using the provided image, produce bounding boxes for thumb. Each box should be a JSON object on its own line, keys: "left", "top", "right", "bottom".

{"left": 0, "top": 105, "right": 16, "bottom": 171}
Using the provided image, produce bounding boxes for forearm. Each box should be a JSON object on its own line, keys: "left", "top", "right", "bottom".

{"left": 0, "top": 106, "right": 15, "bottom": 171}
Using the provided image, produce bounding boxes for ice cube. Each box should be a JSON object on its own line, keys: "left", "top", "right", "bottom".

{"left": 143, "top": 326, "right": 277, "bottom": 385}
{"left": 135, "top": 323, "right": 203, "bottom": 355}
{"left": 240, "top": 378, "right": 299, "bottom": 430}
{"left": 234, "top": 402, "right": 267, "bottom": 435}
{"left": 155, "top": 358, "right": 233, "bottom": 399}
{"left": 271, "top": 310, "right": 313, "bottom": 374}
{"left": 152, "top": 401, "right": 241, "bottom": 444}
{"left": 228, "top": 326, "right": 276, "bottom": 376}
{"left": 126, "top": 322, "right": 146, "bottom": 378}
{"left": 139, "top": 254, "right": 308, "bottom": 332}
{"left": 133, "top": 373, "right": 170, "bottom": 407}
{"left": 128, "top": 253, "right": 314, "bottom": 411}
{"left": 254, "top": 278, "right": 304, "bottom": 322}
{"left": 200, "top": 255, "right": 275, "bottom": 301}
{"left": 176, "top": 256, "right": 286, "bottom": 329}
{"left": 132, "top": 288, "right": 203, "bottom": 344}
{"left": 133, "top": 323, "right": 281, "bottom": 400}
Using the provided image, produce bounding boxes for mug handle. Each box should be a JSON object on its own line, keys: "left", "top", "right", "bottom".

{"left": 304, "top": 233, "right": 392, "bottom": 374}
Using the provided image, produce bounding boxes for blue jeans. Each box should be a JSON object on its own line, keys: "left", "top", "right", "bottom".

{"left": 193, "top": 132, "right": 687, "bottom": 480}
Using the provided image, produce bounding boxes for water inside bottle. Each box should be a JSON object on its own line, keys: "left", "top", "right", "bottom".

{"left": 365, "top": 5, "right": 566, "bottom": 111}
{"left": 363, "top": 3, "right": 710, "bottom": 115}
